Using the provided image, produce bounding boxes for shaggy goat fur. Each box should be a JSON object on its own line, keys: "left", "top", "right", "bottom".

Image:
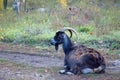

{"left": 50, "top": 27, "right": 106, "bottom": 75}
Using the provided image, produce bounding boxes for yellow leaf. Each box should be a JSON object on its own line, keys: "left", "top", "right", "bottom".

{"left": 0, "top": 0, "right": 3, "bottom": 10}
{"left": 59, "top": 0, "right": 67, "bottom": 8}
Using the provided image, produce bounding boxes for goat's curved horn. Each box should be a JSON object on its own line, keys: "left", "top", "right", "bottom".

{"left": 59, "top": 27, "right": 78, "bottom": 39}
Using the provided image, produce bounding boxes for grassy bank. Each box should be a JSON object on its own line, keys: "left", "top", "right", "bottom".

{"left": 0, "top": 0, "right": 120, "bottom": 54}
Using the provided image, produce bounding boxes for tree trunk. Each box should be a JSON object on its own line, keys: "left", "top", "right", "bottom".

{"left": 24, "top": 0, "right": 27, "bottom": 12}
{"left": 3, "top": 0, "right": 7, "bottom": 10}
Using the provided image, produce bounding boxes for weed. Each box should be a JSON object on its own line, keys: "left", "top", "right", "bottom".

{"left": 0, "top": 58, "right": 7, "bottom": 62}
{"left": 37, "top": 67, "right": 48, "bottom": 73}
{"left": 8, "top": 78, "right": 15, "bottom": 80}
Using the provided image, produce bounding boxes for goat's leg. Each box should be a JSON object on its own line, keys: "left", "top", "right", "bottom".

{"left": 81, "top": 68, "right": 94, "bottom": 74}
{"left": 64, "top": 57, "right": 68, "bottom": 68}
{"left": 69, "top": 64, "right": 94, "bottom": 74}
{"left": 93, "top": 65, "right": 106, "bottom": 73}
{"left": 81, "top": 54, "right": 106, "bottom": 73}
{"left": 59, "top": 56, "right": 73, "bottom": 74}
{"left": 78, "top": 54, "right": 105, "bottom": 74}
{"left": 65, "top": 65, "right": 74, "bottom": 75}
{"left": 59, "top": 65, "right": 71, "bottom": 74}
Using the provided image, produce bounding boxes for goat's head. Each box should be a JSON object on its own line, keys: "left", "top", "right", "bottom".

{"left": 50, "top": 27, "right": 78, "bottom": 51}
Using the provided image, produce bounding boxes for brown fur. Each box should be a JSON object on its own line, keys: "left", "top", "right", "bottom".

{"left": 65, "top": 44, "right": 106, "bottom": 74}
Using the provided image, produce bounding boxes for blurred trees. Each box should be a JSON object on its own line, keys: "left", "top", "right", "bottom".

{"left": 0, "top": 0, "right": 3, "bottom": 10}
{"left": 3, "top": 0, "right": 7, "bottom": 9}
{"left": 58, "top": 0, "right": 67, "bottom": 8}
{"left": 0, "top": 0, "right": 8, "bottom": 10}
{"left": 13, "top": 0, "right": 27, "bottom": 13}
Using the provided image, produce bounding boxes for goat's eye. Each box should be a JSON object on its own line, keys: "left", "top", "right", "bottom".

{"left": 57, "top": 36, "right": 61, "bottom": 40}
{"left": 54, "top": 36, "right": 60, "bottom": 40}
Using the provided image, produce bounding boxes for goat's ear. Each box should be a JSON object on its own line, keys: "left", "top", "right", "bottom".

{"left": 55, "top": 44, "right": 59, "bottom": 51}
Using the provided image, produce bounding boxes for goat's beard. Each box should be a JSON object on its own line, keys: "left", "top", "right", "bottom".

{"left": 55, "top": 44, "right": 59, "bottom": 52}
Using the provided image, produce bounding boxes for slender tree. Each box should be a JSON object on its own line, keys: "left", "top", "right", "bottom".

{"left": 24, "top": 0, "right": 27, "bottom": 12}
{"left": 3, "top": 0, "right": 8, "bottom": 9}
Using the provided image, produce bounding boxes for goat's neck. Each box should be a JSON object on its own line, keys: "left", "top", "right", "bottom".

{"left": 63, "top": 34, "right": 72, "bottom": 55}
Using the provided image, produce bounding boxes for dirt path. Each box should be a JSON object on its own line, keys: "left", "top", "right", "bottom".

{"left": 0, "top": 51, "right": 64, "bottom": 80}
{"left": 0, "top": 51, "right": 120, "bottom": 80}
{"left": 0, "top": 51, "right": 64, "bottom": 67}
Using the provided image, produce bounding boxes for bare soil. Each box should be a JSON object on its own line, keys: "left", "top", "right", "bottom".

{"left": 0, "top": 43, "right": 120, "bottom": 80}
{"left": 0, "top": 50, "right": 120, "bottom": 80}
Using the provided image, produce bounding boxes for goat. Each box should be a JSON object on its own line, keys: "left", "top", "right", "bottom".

{"left": 50, "top": 27, "right": 106, "bottom": 75}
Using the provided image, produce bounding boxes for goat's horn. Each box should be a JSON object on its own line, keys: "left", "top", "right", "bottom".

{"left": 59, "top": 27, "right": 78, "bottom": 39}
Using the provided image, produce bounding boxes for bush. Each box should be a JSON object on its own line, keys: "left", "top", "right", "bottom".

{"left": 78, "top": 27, "right": 90, "bottom": 32}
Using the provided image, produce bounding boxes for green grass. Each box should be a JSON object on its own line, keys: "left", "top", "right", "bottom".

{"left": 0, "top": 11, "right": 54, "bottom": 44}
{"left": 0, "top": 0, "right": 120, "bottom": 54}
{"left": 0, "top": 57, "right": 7, "bottom": 62}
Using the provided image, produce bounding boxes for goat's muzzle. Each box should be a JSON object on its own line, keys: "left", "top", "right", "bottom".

{"left": 50, "top": 38, "right": 59, "bottom": 51}
{"left": 50, "top": 38, "right": 56, "bottom": 45}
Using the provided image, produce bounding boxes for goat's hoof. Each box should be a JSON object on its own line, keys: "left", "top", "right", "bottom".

{"left": 81, "top": 68, "right": 94, "bottom": 74}
{"left": 66, "top": 72, "right": 74, "bottom": 75}
{"left": 59, "top": 70, "right": 66, "bottom": 74}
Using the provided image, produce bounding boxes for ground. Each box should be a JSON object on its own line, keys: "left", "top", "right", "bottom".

{"left": 0, "top": 43, "right": 120, "bottom": 80}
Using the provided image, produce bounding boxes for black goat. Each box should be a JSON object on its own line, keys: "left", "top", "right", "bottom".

{"left": 50, "top": 27, "right": 106, "bottom": 75}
